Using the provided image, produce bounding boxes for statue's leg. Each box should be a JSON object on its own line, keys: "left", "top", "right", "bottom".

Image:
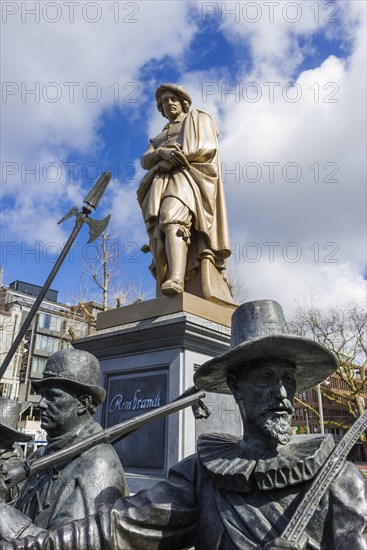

{"left": 161, "top": 224, "right": 189, "bottom": 295}
{"left": 159, "top": 197, "right": 191, "bottom": 296}
{"left": 148, "top": 225, "right": 167, "bottom": 286}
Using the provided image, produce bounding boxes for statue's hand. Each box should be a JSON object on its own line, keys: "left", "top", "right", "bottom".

{"left": 264, "top": 537, "right": 307, "bottom": 550}
{"left": 158, "top": 160, "right": 176, "bottom": 173}
{"left": 157, "top": 147, "right": 187, "bottom": 167}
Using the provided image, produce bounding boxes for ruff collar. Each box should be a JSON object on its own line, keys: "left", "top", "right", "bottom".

{"left": 197, "top": 433, "right": 334, "bottom": 493}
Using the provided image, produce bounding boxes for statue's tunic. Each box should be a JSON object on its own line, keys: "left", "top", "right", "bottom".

{"left": 138, "top": 108, "right": 231, "bottom": 283}
{"left": 0, "top": 420, "right": 127, "bottom": 540}
{"left": 2, "top": 433, "right": 366, "bottom": 549}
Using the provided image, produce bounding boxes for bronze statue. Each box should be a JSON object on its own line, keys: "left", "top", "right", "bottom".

{"left": 1, "top": 301, "right": 365, "bottom": 548}
{"left": 0, "top": 398, "right": 32, "bottom": 503}
{"left": 138, "top": 84, "right": 232, "bottom": 302}
{"left": 0, "top": 349, "right": 127, "bottom": 540}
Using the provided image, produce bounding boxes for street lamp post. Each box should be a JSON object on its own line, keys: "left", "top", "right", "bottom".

{"left": 305, "top": 407, "right": 310, "bottom": 434}
{"left": 317, "top": 383, "right": 325, "bottom": 434}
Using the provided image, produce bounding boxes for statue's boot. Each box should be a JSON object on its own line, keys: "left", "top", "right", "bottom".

{"left": 161, "top": 225, "right": 188, "bottom": 296}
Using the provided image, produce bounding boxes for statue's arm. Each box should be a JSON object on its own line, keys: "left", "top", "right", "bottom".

{"left": 0, "top": 515, "right": 101, "bottom": 550}
{"left": 0, "top": 456, "right": 198, "bottom": 550}
{"left": 45, "top": 445, "right": 127, "bottom": 530}
{"left": 141, "top": 144, "right": 187, "bottom": 173}
{"left": 183, "top": 110, "right": 219, "bottom": 164}
{"left": 0, "top": 503, "right": 47, "bottom": 541}
{"left": 326, "top": 462, "right": 367, "bottom": 549}
{"left": 141, "top": 143, "right": 162, "bottom": 170}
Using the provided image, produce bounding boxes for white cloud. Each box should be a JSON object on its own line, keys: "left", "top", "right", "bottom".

{"left": 2, "top": 1, "right": 365, "bottom": 312}
{"left": 186, "top": 0, "right": 366, "bottom": 312}
{"left": 216, "top": 0, "right": 338, "bottom": 78}
{"left": 1, "top": 1, "right": 198, "bottom": 242}
{"left": 228, "top": 256, "right": 366, "bottom": 317}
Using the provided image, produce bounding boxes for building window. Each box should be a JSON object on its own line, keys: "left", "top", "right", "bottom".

{"left": 38, "top": 313, "right": 63, "bottom": 332}
{"left": 29, "top": 385, "right": 39, "bottom": 396}
{"left": 59, "top": 340, "right": 70, "bottom": 350}
{"left": 0, "top": 383, "right": 12, "bottom": 398}
{"left": 31, "top": 356, "right": 47, "bottom": 375}
{"left": 34, "top": 334, "right": 60, "bottom": 353}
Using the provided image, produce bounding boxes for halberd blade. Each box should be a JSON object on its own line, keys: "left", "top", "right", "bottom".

{"left": 83, "top": 172, "right": 112, "bottom": 211}
{"left": 57, "top": 207, "right": 78, "bottom": 225}
{"left": 85, "top": 214, "right": 111, "bottom": 243}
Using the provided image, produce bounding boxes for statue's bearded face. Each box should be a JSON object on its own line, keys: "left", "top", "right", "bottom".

{"left": 228, "top": 360, "right": 296, "bottom": 446}
{"left": 160, "top": 91, "right": 183, "bottom": 121}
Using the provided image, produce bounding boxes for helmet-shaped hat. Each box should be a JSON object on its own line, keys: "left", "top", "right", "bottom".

{"left": 0, "top": 398, "right": 32, "bottom": 442}
{"left": 32, "top": 349, "right": 106, "bottom": 405}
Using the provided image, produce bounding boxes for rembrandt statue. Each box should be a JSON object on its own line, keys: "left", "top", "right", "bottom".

{"left": 138, "top": 84, "right": 233, "bottom": 302}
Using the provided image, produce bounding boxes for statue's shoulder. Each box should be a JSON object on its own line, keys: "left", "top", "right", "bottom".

{"left": 167, "top": 452, "right": 199, "bottom": 482}
{"left": 196, "top": 433, "right": 242, "bottom": 466}
{"left": 334, "top": 460, "right": 367, "bottom": 491}
{"left": 186, "top": 109, "right": 219, "bottom": 136}
{"left": 189, "top": 108, "right": 214, "bottom": 121}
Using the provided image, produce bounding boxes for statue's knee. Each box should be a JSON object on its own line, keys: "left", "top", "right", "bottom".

{"left": 162, "top": 223, "right": 190, "bottom": 244}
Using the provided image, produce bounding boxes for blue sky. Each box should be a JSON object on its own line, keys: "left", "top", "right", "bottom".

{"left": 1, "top": 1, "right": 366, "bottom": 313}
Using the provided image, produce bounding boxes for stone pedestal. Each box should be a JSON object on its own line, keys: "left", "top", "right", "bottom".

{"left": 73, "top": 294, "right": 241, "bottom": 493}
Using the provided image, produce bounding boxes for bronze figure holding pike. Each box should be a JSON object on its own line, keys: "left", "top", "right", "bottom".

{"left": 1, "top": 301, "right": 365, "bottom": 549}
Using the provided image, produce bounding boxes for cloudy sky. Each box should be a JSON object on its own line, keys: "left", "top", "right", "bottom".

{"left": 1, "top": 0, "right": 366, "bottom": 315}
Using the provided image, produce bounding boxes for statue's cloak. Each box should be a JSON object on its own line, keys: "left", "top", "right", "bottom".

{"left": 137, "top": 109, "right": 231, "bottom": 281}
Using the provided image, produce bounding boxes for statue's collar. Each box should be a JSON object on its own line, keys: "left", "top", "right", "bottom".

{"left": 197, "top": 433, "right": 334, "bottom": 492}
{"left": 45, "top": 419, "right": 98, "bottom": 453}
{"left": 163, "top": 112, "right": 187, "bottom": 127}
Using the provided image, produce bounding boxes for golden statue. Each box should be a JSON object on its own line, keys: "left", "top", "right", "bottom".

{"left": 138, "top": 84, "right": 233, "bottom": 304}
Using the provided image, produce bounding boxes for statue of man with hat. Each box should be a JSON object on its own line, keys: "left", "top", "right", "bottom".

{"left": 0, "top": 398, "right": 32, "bottom": 503}
{"left": 0, "top": 348, "right": 127, "bottom": 541}
{"left": 137, "top": 83, "right": 232, "bottom": 300}
{"left": 1, "top": 300, "right": 365, "bottom": 549}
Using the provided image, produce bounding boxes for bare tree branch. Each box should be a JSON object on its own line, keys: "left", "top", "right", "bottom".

{"left": 291, "top": 301, "right": 367, "bottom": 456}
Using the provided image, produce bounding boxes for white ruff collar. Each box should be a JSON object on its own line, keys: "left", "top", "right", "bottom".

{"left": 197, "top": 433, "right": 334, "bottom": 492}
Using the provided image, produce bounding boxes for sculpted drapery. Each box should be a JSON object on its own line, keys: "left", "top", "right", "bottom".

{"left": 137, "top": 84, "right": 232, "bottom": 299}
{"left": 1, "top": 434, "right": 366, "bottom": 549}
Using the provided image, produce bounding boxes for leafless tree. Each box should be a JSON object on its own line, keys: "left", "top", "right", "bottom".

{"left": 290, "top": 301, "right": 367, "bottom": 455}
{"left": 76, "top": 228, "right": 153, "bottom": 317}
{"left": 226, "top": 264, "right": 249, "bottom": 304}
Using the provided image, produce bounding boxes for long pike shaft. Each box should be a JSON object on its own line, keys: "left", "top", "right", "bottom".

{"left": 0, "top": 220, "right": 83, "bottom": 379}
{"left": 281, "top": 408, "right": 367, "bottom": 544}
{"left": 4, "top": 391, "right": 205, "bottom": 488}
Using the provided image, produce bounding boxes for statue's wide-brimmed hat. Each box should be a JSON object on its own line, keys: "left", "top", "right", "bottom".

{"left": 32, "top": 349, "right": 106, "bottom": 405}
{"left": 0, "top": 398, "right": 32, "bottom": 442}
{"left": 194, "top": 300, "right": 337, "bottom": 395}
{"left": 155, "top": 83, "right": 192, "bottom": 114}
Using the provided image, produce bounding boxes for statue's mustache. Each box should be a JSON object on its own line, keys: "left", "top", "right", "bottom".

{"left": 260, "top": 399, "right": 294, "bottom": 416}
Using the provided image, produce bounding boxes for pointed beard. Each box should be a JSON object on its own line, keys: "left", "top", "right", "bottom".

{"left": 256, "top": 413, "right": 293, "bottom": 445}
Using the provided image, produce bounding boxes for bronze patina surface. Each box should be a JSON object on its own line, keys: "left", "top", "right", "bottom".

{"left": 1, "top": 301, "right": 365, "bottom": 549}
{"left": 0, "top": 349, "right": 127, "bottom": 540}
{"left": 0, "top": 399, "right": 32, "bottom": 504}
